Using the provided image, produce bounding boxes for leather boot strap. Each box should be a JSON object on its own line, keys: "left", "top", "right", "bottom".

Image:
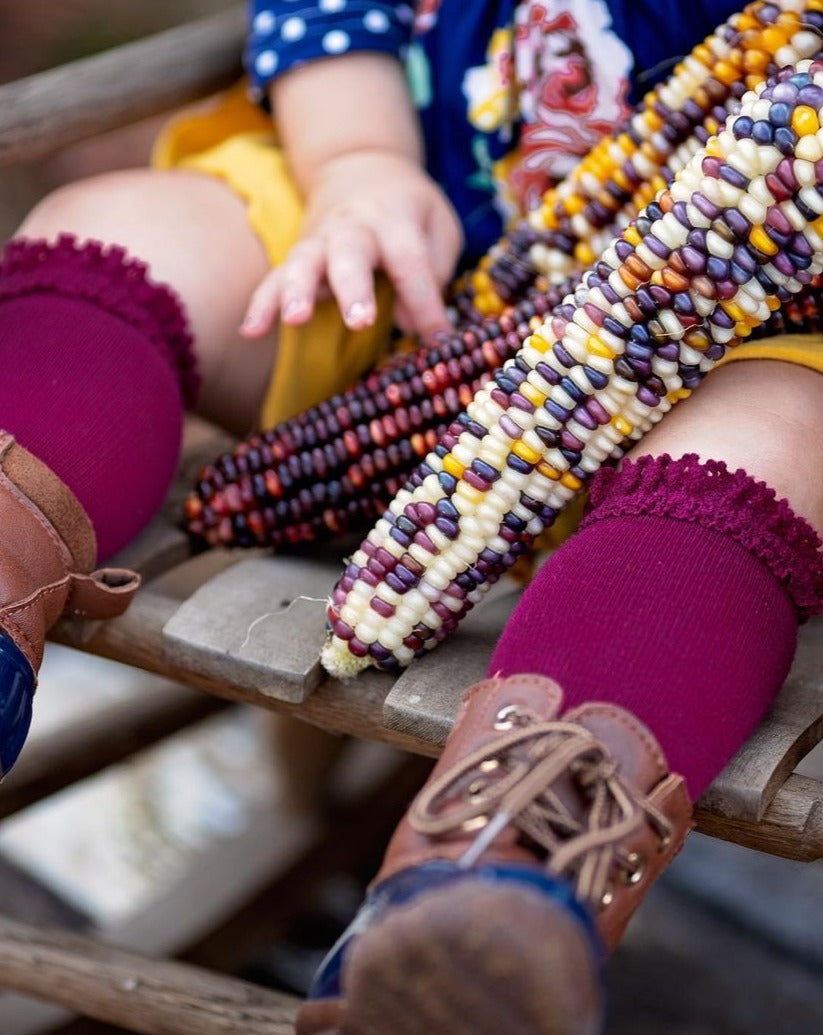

{"left": 64, "top": 568, "right": 141, "bottom": 620}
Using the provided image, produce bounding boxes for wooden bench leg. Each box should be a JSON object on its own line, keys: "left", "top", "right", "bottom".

{"left": 0, "top": 916, "right": 299, "bottom": 1035}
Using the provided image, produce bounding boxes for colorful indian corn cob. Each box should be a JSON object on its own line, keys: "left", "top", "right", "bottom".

{"left": 473, "top": 0, "right": 823, "bottom": 311}
{"left": 322, "top": 59, "right": 823, "bottom": 678}
{"left": 184, "top": 276, "right": 568, "bottom": 550}
{"left": 185, "top": 0, "right": 823, "bottom": 554}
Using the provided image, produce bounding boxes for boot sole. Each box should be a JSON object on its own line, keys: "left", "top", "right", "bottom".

{"left": 300, "top": 877, "right": 603, "bottom": 1035}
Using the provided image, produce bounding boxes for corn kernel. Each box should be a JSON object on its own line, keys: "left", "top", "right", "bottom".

{"left": 520, "top": 382, "right": 547, "bottom": 407}
{"left": 749, "top": 225, "right": 778, "bottom": 255}
{"left": 536, "top": 462, "right": 561, "bottom": 481}
{"left": 612, "top": 416, "right": 633, "bottom": 436}
{"left": 792, "top": 106, "right": 820, "bottom": 137}
{"left": 560, "top": 472, "right": 583, "bottom": 491}
{"left": 587, "top": 334, "right": 616, "bottom": 358}
{"left": 512, "top": 440, "right": 541, "bottom": 465}
{"left": 442, "top": 455, "right": 465, "bottom": 478}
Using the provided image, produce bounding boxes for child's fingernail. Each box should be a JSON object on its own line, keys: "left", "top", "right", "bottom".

{"left": 345, "top": 301, "right": 373, "bottom": 328}
{"left": 283, "top": 299, "right": 309, "bottom": 322}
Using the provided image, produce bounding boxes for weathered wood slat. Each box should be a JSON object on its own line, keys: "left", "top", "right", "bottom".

{"left": 159, "top": 542, "right": 823, "bottom": 840}
{"left": 0, "top": 6, "right": 246, "bottom": 166}
{"left": 0, "top": 916, "right": 299, "bottom": 1035}
{"left": 154, "top": 542, "right": 823, "bottom": 833}
{"left": 695, "top": 774, "right": 823, "bottom": 862}
{"left": 51, "top": 553, "right": 429, "bottom": 757}
{"left": 163, "top": 556, "right": 334, "bottom": 703}
{"left": 385, "top": 600, "right": 823, "bottom": 830}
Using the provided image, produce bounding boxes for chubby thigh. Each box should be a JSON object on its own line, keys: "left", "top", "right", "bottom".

{"left": 18, "top": 167, "right": 276, "bottom": 436}
{"left": 628, "top": 358, "right": 823, "bottom": 535}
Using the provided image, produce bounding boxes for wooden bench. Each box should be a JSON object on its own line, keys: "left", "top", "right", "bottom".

{"left": 59, "top": 417, "right": 823, "bottom": 865}
{"left": 1, "top": 7, "right": 823, "bottom": 1032}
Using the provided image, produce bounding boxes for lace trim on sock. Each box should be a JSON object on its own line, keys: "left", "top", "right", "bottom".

{"left": 0, "top": 235, "right": 199, "bottom": 406}
{"left": 582, "top": 453, "right": 823, "bottom": 621}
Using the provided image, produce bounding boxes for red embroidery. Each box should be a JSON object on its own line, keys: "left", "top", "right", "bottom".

{"left": 515, "top": 0, "right": 632, "bottom": 183}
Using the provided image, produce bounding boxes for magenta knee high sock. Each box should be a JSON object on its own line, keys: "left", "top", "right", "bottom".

{"left": 489, "top": 455, "right": 823, "bottom": 798}
{"left": 0, "top": 235, "right": 198, "bottom": 560}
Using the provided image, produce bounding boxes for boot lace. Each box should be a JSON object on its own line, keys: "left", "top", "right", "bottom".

{"left": 408, "top": 706, "right": 672, "bottom": 908}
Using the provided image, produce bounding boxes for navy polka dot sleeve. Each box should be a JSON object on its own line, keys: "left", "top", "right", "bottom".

{"left": 246, "top": 1, "right": 416, "bottom": 101}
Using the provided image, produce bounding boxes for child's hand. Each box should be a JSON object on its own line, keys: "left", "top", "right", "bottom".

{"left": 241, "top": 150, "right": 463, "bottom": 342}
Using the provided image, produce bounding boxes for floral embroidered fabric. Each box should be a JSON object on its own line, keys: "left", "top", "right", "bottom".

{"left": 246, "top": 0, "right": 743, "bottom": 263}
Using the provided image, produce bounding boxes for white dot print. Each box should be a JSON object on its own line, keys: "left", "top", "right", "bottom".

{"left": 322, "top": 29, "right": 351, "bottom": 54}
{"left": 252, "top": 11, "right": 276, "bottom": 36}
{"left": 363, "top": 9, "right": 390, "bottom": 33}
{"left": 255, "top": 50, "right": 279, "bottom": 76}
{"left": 281, "top": 16, "right": 306, "bottom": 42}
{"left": 319, "top": 0, "right": 347, "bottom": 12}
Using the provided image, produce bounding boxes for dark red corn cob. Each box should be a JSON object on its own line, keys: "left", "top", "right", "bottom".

{"left": 184, "top": 280, "right": 571, "bottom": 550}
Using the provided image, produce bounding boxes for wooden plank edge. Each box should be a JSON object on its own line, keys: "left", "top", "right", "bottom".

{"left": 0, "top": 915, "right": 299, "bottom": 1035}
{"left": 0, "top": 6, "right": 246, "bottom": 165}
{"left": 695, "top": 773, "right": 823, "bottom": 862}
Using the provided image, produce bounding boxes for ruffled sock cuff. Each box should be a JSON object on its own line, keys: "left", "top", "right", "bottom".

{"left": 0, "top": 234, "right": 199, "bottom": 406}
{"left": 582, "top": 453, "right": 823, "bottom": 620}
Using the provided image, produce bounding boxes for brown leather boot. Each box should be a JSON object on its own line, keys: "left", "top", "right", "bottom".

{"left": 297, "top": 674, "right": 693, "bottom": 1035}
{"left": 0, "top": 432, "right": 140, "bottom": 776}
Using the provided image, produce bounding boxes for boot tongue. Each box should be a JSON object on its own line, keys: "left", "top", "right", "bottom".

{"left": 461, "top": 672, "right": 566, "bottom": 730}
{"left": 562, "top": 703, "right": 669, "bottom": 795}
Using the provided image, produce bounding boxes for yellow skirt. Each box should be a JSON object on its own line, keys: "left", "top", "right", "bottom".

{"left": 152, "top": 84, "right": 394, "bottom": 428}
{"left": 152, "top": 84, "right": 823, "bottom": 425}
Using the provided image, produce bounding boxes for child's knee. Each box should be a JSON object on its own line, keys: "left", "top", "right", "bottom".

{"left": 17, "top": 170, "right": 158, "bottom": 243}
{"left": 632, "top": 359, "right": 823, "bottom": 532}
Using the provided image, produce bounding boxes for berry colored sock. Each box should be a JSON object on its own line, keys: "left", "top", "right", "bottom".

{"left": 489, "top": 454, "right": 823, "bottom": 798}
{"left": 0, "top": 235, "right": 198, "bottom": 560}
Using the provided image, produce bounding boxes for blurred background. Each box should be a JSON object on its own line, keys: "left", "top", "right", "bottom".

{"left": 0, "top": 0, "right": 226, "bottom": 238}
{"left": 0, "top": 4, "right": 823, "bottom": 1034}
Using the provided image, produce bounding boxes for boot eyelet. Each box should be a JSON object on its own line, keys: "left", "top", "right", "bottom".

{"left": 467, "top": 779, "right": 486, "bottom": 801}
{"left": 621, "top": 852, "right": 646, "bottom": 886}
{"left": 480, "top": 759, "right": 500, "bottom": 773}
{"left": 599, "top": 886, "right": 614, "bottom": 910}
{"left": 494, "top": 705, "right": 534, "bottom": 731}
{"left": 657, "top": 833, "right": 672, "bottom": 854}
{"left": 461, "top": 815, "right": 489, "bottom": 833}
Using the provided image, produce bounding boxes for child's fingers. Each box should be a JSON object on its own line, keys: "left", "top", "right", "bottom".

{"left": 325, "top": 225, "right": 380, "bottom": 330}
{"left": 378, "top": 226, "right": 451, "bottom": 339}
{"left": 392, "top": 297, "right": 416, "bottom": 338}
{"left": 241, "top": 268, "right": 283, "bottom": 338}
{"left": 278, "top": 238, "right": 327, "bottom": 324}
{"left": 241, "top": 238, "right": 327, "bottom": 337}
{"left": 426, "top": 204, "right": 464, "bottom": 288}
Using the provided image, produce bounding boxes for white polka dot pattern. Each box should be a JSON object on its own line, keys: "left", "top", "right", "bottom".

{"left": 245, "top": 2, "right": 415, "bottom": 97}
{"left": 252, "top": 11, "right": 276, "bottom": 35}
{"left": 322, "top": 29, "right": 351, "bottom": 53}
{"left": 255, "top": 50, "right": 279, "bottom": 76}
{"left": 281, "top": 16, "right": 307, "bottom": 42}
{"left": 363, "top": 9, "right": 390, "bottom": 33}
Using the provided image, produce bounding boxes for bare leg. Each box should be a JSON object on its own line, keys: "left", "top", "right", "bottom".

{"left": 18, "top": 167, "right": 276, "bottom": 436}
{"left": 630, "top": 359, "right": 823, "bottom": 534}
